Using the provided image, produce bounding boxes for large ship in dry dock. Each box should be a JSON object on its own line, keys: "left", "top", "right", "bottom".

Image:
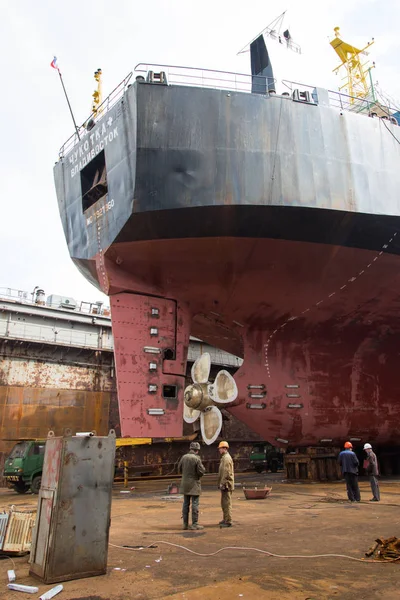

{"left": 54, "top": 26, "right": 400, "bottom": 449}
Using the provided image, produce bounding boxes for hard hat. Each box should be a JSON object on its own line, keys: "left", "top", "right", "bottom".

{"left": 344, "top": 441, "right": 353, "bottom": 449}
{"left": 363, "top": 443, "right": 372, "bottom": 450}
{"left": 190, "top": 442, "right": 201, "bottom": 450}
{"left": 218, "top": 441, "right": 229, "bottom": 449}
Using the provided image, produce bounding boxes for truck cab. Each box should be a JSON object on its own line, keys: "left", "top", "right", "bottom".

{"left": 250, "top": 443, "right": 284, "bottom": 473}
{"left": 3, "top": 440, "right": 46, "bottom": 494}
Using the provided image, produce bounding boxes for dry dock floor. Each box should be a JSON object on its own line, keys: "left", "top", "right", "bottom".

{"left": 1, "top": 474, "right": 400, "bottom": 599}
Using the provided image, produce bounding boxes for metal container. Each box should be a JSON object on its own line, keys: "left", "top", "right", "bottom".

{"left": 29, "top": 429, "right": 116, "bottom": 583}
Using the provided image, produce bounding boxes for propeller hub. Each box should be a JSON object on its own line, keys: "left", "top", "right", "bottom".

{"left": 184, "top": 383, "right": 212, "bottom": 411}
{"left": 183, "top": 352, "right": 238, "bottom": 445}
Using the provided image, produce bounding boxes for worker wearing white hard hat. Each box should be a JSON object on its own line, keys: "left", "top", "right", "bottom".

{"left": 363, "top": 443, "right": 380, "bottom": 502}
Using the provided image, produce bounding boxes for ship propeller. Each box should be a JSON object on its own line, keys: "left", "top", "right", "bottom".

{"left": 183, "top": 352, "right": 238, "bottom": 445}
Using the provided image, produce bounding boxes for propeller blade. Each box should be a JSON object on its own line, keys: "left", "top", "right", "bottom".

{"left": 200, "top": 406, "right": 222, "bottom": 445}
{"left": 212, "top": 370, "right": 238, "bottom": 404}
{"left": 183, "top": 403, "right": 201, "bottom": 424}
{"left": 191, "top": 352, "right": 211, "bottom": 384}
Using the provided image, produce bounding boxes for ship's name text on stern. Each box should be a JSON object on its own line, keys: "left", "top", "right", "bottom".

{"left": 69, "top": 118, "right": 118, "bottom": 178}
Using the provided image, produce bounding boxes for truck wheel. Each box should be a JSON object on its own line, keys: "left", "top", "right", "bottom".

{"left": 255, "top": 466, "right": 264, "bottom": 473}
{"left": 270, "top": 461, "right": 278, "bottom": 473}
{"left": 14, "top": 482, "right": 29, "bottom": 494}
{"left": 31, "top": 475, "right": 42, "bottom": 495}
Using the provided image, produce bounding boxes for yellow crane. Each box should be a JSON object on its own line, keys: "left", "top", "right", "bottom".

{"left": 91, "top": 68, "right": 103, "bottom": 115}
{"left": 330, "top": 27, "right": 375, "bottom": 105}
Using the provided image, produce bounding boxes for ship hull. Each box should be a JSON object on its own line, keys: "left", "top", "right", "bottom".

{"left": 54, "top": 75, "right": 400, "bottom": 447}
{"left": 103, "top": 219, "right": 400, "bottom": 446}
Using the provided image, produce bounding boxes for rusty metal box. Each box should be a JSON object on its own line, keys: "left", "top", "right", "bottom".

{"left": 29, "top": 429, "right": 116, "bottom": 583}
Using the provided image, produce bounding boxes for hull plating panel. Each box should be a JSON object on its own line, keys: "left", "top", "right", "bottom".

{"left": 111, "top": 293, "right": 189, "bottom": 438}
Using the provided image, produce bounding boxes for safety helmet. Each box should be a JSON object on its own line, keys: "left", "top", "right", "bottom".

{"left": 344, "top": 441, "right": 353, "bottom": 449}
{"left": 363, "top": 443, "right": 372, "bottom": 450}
{"left": 190, "top": 442, "right": 201, "bottom": 451}
{"left": 218, "top": 441, "right": 229, "bottom": 449}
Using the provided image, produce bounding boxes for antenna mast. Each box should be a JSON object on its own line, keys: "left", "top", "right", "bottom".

{"left": 92, "top": 68, "right": 103, "bottom": 115}
{"left": 237, "top": 11, "right": 301, "bottom": 55}
{"left": 330, "top": 27, "right": 375, "bottom": 104}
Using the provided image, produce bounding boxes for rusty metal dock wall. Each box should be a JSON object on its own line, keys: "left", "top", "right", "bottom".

{"left": 0, "top": 297, "right": 116, "bottom": 478}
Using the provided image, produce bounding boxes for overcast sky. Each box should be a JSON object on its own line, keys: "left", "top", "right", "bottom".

{"left": 0, "top": 0, "right": 398, "bottom": 306}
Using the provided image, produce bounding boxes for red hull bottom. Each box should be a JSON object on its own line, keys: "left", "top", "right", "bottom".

{"left": 105, "top": 236, "right": 400, "bottom": 447}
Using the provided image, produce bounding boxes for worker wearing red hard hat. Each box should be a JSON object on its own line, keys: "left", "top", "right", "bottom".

{"left": 338, "top": 441, "right": 361, "bottom": 502}
{"left": 217, "top": 441, "right": 234, "bottom": 527}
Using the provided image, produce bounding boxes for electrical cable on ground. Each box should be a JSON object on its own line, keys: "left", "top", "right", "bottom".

{"left": 0, "top": 555, "right": 16, "bottom": 569}
{"left": 286, "top": 489, "right": 400, "bottom": 508}
{"left": 109, "top": 540, "right": 399, "bottom": 564}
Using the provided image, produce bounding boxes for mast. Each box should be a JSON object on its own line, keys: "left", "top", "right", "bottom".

{"left": 92, "top": 68, "right": 103, "bottom": 116}
{"left": 330, "top": 27, "right": 374, "bottom": 104}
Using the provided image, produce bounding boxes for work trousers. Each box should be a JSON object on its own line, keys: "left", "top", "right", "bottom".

{"left": 221, "top": 490, "right": 232, "bottom": 523}
{"left": 182, "top": 494, "right": 199, "bottom": 525}
{"left": 369, "top": 475, "right": 380, "bottom": 501}
{"left": 344, "top": 472, "right": 360, "bottom": 502}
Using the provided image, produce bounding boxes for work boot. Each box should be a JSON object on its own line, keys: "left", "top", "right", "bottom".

{"left": 189, "top": 524, "right": 204, "bottom": 530}
{"left": 183, "top": 523, "right": 189, "bottom": 530}
{"left": 369, "top": 498, "right": 379, "bottom": 502}
{"left": 219, "top": 520, "right": 225, "bottom": 525}
{"left": 220, "top": 521, "right": 232, "bottom": 528}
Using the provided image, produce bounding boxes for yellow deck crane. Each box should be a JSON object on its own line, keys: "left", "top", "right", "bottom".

{"left": 330, "top": 27, "right": 375, "bottom": 106}
{"left": 91, "top": 68, "right": 103, "bottom": 115}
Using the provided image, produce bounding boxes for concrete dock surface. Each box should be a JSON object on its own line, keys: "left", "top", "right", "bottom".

{"left": 1, "top": 473, "right": 400, "bottom": 599}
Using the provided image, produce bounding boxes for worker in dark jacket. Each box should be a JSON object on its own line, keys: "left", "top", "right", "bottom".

{"left": 338, "top": 441, "right": 360, "bottom": 502}
{"left": 363, "top": 443, "right": 380, "bottom": 502}
{"left": 178, "top": 441, "right": 206, "bottom": 530}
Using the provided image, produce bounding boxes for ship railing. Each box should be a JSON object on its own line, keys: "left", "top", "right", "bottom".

{"left": 135, "top": 63, "right": 276, "bottom": 95}
{"left": 0, "top": 287, "right": 29, "bottom": 302}
{"left": 0, "top": 287, "right": 111, "bottom": 317}
{"left": 135, "top": 65, "right": 394, "bottom": 120}
{"left": 282, "top": 79, "right": 393, "bottom": 119}
{"left": 59, "top": 72, "right": 133, "bottom": 158}
{"left": 0, "top": 319, "right": 113, "bottom": 351}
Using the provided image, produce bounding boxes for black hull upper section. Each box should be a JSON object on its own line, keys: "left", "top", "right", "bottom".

{"left": 54, "top": 78, "right": 400, "bottom": 270}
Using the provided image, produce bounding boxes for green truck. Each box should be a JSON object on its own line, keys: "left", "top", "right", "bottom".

{"left": 3, "top": 440, "right": 45, "bottom": 494}
{"left": 250, "top": 443, "right": 284, "bottom": 473}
